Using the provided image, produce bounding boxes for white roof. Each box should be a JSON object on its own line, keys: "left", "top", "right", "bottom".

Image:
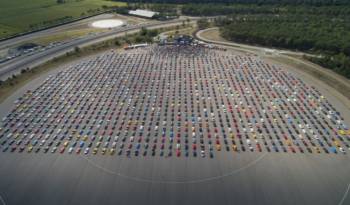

{"left": 129, "top": 9, "right": 159, "bottom": 18}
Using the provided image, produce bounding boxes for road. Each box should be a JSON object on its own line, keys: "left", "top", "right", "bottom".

{"left": 0, "top": 18, "right": 198, "bottom": 81}
{"left": 0, "top": 14, "right": 117, "bottom": 51}
{"left": 196, "top": 27, "right": 319, "bottom": 58}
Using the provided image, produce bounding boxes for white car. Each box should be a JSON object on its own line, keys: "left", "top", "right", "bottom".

{"left": 68, "top": 147, "right": 74, "bottom": 154}
{"left": 84, "top": 148, "right": 90, "bottom": 155}
{"left": 51, "top": 147, "right": 57, "bottom": 153}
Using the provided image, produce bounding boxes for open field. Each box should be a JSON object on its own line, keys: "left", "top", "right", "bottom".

{"left": 160, "top": 26, "right": 196, "bottom": 37}
{"left": 0, "top": 0, "right": 126, "bottom": 39}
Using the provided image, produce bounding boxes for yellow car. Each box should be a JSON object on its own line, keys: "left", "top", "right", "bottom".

{"left": 216, "top": 144, "right": 221, "bottom": 151}
{"left": 63, "top": 141, "right": 69, "bottom": 147}
{"left": 101, "top": 148, "right": 107, "bottom": 155}
{"left": 82, "top": 135, "right": 88, "bottom": 141}
{"left": 231, "top": 145, "right": 237, "bottom": 151}
{"left": 93, "top": 148, "right": 98, "bottom": 155}
{"left": 110, "top": 149, "right": 115, "bottom": 155}
{"left": 27, "top": 146, "right": 33, "bottom": 153}
{"left": 315, "top": 147, "right": 321, "bottom": 153}
{"left": 334, "top": 141, "right": 340, "bottom": 147}
{"left": 286, "top": 140, "right": 292, "bottom": 146}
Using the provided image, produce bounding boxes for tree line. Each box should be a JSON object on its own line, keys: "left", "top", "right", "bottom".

{"left": 181, "top": 4, "right": 350, "bottom": 16}
{"left": 215, "top": 11, "right": 350, "bottom": 78}
{"left": 116, "top": 0, "right": 350, "bottom": 6}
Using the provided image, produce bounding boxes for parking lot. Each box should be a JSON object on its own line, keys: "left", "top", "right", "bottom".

{"left": 0, "top": 45, "right": 349, "bottom": 158}
{"left": 1, "top": 44, "right": 350, "bottom": 205}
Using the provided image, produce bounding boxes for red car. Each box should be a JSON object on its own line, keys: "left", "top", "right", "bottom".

{"left": 60, "top": 147, "right": 65, "bottom": 154}
{"left": 76, "top": 148, "right": 81, "bottom": 154}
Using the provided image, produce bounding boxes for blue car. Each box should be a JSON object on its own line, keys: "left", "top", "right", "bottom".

{"left": 330, "top": 147, "right": 337, "bottom": 153}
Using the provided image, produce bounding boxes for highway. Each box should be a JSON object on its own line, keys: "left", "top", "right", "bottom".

{"left": 0, "top": 13, "right": 121, "bottom": 50}
{"left": 0, "top": 18, "right": 198, "bottom": 81}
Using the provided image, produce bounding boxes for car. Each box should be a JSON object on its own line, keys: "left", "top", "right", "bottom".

{"left": 51, "top": 147, "right": 57, "bottom": 153}
{"left": 43, "top": 146, "right": 49, "bottom": 153}
{"left": 93, "top": 148, "right": 98, "bottom": 155}
{"left": 201, "top": 150, "right": 205, "bottom": 157}
{"left": 60, "top": 147, "right": 65, "bottom": 154}
{"left": 11, "top": 146, "right": 17, "bottom": 152}
{"left": 35, "top": 147, "right": 41, "bottom": 153}
{"left": 339, "top": 147, "right": 346, "bottom": 153}
{"left": 68, "top": 147, "right": 74, "bottom": 154}
{"left": 210, "top": 152, "right": 214, "bottom": 158}
{"left": 84, "top": 148, "right": 90, "bottom": 155}
{"left": 101, "top": 148, "right": 107, "bottom": 155}
{"left": 19, "top": 146, "right": 25, "bottom": 152}
{"left": 27, "top": 146, "right": 33, "bottom": 153}
{"left": 176, "top": 150, "right": 181, "bottom": 157}
{"left": 76, "top": 148, "right": 81, "bottom": 154}
{"left": 1, "top": 140, "right": 7, "bottom": 145}
{"left": 109, "top": 148, "right": 115, "bottom": 155}
{"left": 3, "top": 146, "right": 9, "bottom": 152}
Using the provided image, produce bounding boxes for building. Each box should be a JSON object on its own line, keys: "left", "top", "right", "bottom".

{"left": 128, "top": 9, "right": 159, "bottom": 19}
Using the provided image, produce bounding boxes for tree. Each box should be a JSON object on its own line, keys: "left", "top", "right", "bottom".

{"left": 197, "top": 19, "right": 209, "bottom": 30}
{"left": 74, "top": 47, "right": 81, "bottom": 53}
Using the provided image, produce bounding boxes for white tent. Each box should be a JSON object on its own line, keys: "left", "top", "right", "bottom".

{"left": 129, "top": 9, "right": 159, "bottom": 18}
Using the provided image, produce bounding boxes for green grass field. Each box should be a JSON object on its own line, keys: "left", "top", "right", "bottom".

{"left": 0, "top": 0, "right": 126, "bottom": 39}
